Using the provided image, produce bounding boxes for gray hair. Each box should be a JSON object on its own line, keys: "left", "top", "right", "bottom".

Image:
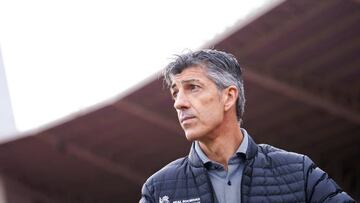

{"left": 163, "top": 49, "right": 245, "bottom": 123}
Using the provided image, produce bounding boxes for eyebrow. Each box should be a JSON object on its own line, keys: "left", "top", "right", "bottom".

{"left": 171, "top": 79, "right": 202, "bottom": 90}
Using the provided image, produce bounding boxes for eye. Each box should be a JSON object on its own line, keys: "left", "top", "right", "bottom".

{"left": 171, "top": 90, "right": 178, "bottom": 99}
{"left": 190, "top": 84, "right": 200, "bottom": 91}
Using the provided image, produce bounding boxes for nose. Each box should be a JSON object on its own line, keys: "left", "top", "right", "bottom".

{"left": 173, "top": 91, "right": 190, "bottom": 110}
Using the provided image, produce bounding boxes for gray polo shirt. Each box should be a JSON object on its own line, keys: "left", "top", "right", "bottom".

{"left": 194, "top": 128, "right": 248, "bottom": 203}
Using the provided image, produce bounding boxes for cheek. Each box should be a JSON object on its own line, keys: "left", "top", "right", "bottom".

{"left": 198, "top": 97, "right": 224, "bottom": 123}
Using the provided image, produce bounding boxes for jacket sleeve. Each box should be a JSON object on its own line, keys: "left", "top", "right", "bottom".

{"left": 139, "top": 181, "right": 155, "bottom": 203}
{"left": 303, "top": 155, "right": 355, "bottom": 203}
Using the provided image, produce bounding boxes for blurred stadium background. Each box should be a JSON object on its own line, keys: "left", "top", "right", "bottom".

{"left": 0, "top": 0, "right": 359, "bottom": 202}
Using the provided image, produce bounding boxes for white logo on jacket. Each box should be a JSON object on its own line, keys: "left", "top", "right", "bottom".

{"left": 173, "top": 197, "right": 200, "bottom": 203}
{"left": 159, "top": 195, "right": 201, "bottom": 203}
{"left": 159, "top": 195, "right": 170, "bottom": 203}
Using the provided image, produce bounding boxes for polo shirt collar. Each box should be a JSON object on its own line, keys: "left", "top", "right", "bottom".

{"left": 194, "top": 128, "right": 249, "bottom": 165}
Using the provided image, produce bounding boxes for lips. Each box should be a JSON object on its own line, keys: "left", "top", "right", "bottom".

{"left": 179, "top": 113, "right": 196, "bottom": 124}
{"left": 180, "top": 116, "right": 195, "bottom": 123}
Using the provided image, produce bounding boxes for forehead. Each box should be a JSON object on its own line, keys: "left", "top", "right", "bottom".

{"left": 170, "top": 66, "right": 210, "bottom": 87}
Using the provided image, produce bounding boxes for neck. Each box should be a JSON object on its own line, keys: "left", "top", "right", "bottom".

{"left": 198, "top": 118, "right": 244, "bottom": 170}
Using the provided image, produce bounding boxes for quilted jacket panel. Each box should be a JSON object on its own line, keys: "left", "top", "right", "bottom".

{"left": 140, "top": 135, "right": 354, "bottom": 203}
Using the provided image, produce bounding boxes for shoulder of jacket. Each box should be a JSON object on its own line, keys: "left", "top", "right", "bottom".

{"left": 256, "top": 143, "right": 305, "bottom": 166}
{"left": 144, "top": 156, "right": 189, "bottom": 187}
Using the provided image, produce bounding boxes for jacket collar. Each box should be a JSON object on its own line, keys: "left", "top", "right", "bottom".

{"left": 188, "top": 131, "right": 258, "bottom": 167}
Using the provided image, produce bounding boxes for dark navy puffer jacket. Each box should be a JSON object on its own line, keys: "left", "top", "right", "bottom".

{"left": 140, "top": 135, "right": 354, "bottom": 203}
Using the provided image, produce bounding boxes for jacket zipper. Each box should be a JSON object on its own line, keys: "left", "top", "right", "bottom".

{"left": 241, "top": 159, "right": 250, "bottom": 203}
{"left": 204, "top": 169, "right": 217, "bottom": 203}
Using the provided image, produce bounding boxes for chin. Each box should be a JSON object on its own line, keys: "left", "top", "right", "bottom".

{"left": 183, "top": 129, "right": 206, "bottom": 141}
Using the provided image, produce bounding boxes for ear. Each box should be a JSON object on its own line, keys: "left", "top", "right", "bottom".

{"left": 223, "top": 85, "right": 238, "bottom": 112}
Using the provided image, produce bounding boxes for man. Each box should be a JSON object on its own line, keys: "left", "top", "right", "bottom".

{"left": 140, "top": 49, "right": 354, "bottom": 203}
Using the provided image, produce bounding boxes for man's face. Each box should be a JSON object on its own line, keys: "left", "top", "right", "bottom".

{"left": 170, "top": 66, "right": 226, "bottom": 141}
